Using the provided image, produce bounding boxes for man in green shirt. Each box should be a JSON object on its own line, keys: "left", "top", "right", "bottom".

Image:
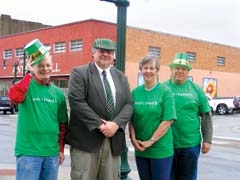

{"left": 164, "top": 53, "right": 213, "bottom": 180}
{"left": 8, "top": 39, "right": 68, "bottom": 180}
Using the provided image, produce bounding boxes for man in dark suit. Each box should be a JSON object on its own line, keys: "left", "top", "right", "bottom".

{"left": 65, "top": 38, "right": 133, "bottom": 180}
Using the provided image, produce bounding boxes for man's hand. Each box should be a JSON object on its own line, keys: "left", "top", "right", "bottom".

{"left": 202, "top": 142, "right": 211, "bottom": 154}
{"left": 99, "top": 119, "right": 119, "bottom": 137}
{"left": 59, "top": 152, "right": 65, "bottom": 165}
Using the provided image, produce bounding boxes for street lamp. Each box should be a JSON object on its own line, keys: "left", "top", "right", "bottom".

{"left": 13, "top": 58, "right": 21, "bottom": 84}
{"left": 2, "top": 59, "right": 7, "bottom": 69}
{"left": 100, "top": 1, "right": 130, "bottom": 179}
{"left": 13, "top": 51, "right": 26, "bottom": 84}
{"left": 22, "top": 49, "right": 26, "bottom": 77}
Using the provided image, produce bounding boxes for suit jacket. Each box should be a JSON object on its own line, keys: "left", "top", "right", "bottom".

{"left": 65, "top": 62, "right": 133, "bottom": 156}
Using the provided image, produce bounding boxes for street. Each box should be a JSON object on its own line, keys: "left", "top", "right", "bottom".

{"left": 0, "top": 113, "right": 240, "bottom": 180}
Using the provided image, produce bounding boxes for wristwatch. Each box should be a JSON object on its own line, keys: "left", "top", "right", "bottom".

{"left": 150, "top": 137, "right": 156, "bottom": 142}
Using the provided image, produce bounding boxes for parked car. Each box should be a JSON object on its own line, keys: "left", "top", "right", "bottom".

{"left": 0, "top": 96, "right": 17, "bottom": 114}
{"left": 206, "top": 94, "right": 216, "bottom": 115}
{"left": 213, "top": 96, "right": 237, "bottom": 115}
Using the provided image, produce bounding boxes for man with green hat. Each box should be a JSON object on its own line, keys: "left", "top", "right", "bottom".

{"left": 8, "top": 38, "right": 68, "bottom": 180}
{"left": 65, "top": 38, "right": 133, "bottom": 180}
{"left": 164, "top": 52, "right": 213, "bottom": 180}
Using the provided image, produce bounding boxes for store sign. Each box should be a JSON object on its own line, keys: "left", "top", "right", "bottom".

{"left": 12, "top": 63, "right": 61, "bottom": 74}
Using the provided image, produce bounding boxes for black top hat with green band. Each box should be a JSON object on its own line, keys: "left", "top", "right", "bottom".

{"left": 93, "top": 38, "right": 116, "bottom": 50}
{"left": 169, "top": 53, "right": 192, "bottom": 70}
{"left": 24, "top": 39, "right": 50, "bottom": 65}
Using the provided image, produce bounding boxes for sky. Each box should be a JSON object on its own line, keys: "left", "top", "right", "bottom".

{"left": 1, "top": 0, "right": 240, "bottom": 47}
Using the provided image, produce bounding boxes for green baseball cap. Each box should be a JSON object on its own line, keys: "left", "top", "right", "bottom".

{"left": 169, "top": 53, "right": 192, "bottom": 70}
{"left": 24, "top": 39, "right": 50, "bottom": 65}
{"left": 93, "top": 38, "right": 116, "bottom": 50}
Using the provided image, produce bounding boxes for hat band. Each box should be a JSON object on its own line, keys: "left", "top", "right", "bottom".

{"left": 173, "top": 59, "right": 190, "bottom": 66}
{"left": 31, "top": 50, "right": 43, "bottom": 60}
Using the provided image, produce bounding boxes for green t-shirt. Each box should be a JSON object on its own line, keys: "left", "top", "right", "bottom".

{"left": 164, "top": 79, "right": 210, "bottom": 148}
{"left": 131, "top": 83, "right": 176, "bottom": 159}
{"left": 15, "top": 79, "right": 68, "bottom": 156}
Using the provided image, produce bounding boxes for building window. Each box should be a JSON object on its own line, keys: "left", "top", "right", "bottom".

{"left": 186, "top": 52, "right": 196, "bottom": 62}
{"left": 148, "top": 46, "right": 161, "bottom": 57}
{"left": 216, "top": 56, "right": 225, "bottom": 66}
{"left": 4, "top": 49, "right": 12, "bottom": 59}
{"left": 54, "top": 41, "right": 66, "bottom": 53}
{"left": 53, "top": 79, "right": 69, "bottom": 88}
{"left": 70, "top": 40, "right": 83, "bottom": 51}
{"left": 15, "top": 48, "right": 24, "bottom": 57}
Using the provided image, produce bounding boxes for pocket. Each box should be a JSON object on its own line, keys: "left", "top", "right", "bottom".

{"left": 110, "top": 130, "right": 126, "bottom": 156}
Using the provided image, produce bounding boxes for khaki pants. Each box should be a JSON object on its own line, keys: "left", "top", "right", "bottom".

{"left": 70, "top": 138, "right": 120, "bottom": 180}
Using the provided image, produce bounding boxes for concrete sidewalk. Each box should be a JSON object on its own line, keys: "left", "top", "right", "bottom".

{"left": 0, "top": 163, "right": 139, "bottom": 180}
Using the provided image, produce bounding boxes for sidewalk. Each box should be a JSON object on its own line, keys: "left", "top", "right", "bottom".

{"left": 0, "top": 163, "right": 139, "bottom": 180}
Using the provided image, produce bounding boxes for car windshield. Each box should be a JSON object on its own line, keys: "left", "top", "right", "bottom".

{"left": 0, "top": 97, "right": 9, "bottom": 100}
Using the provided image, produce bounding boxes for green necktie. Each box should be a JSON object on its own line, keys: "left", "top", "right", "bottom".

{"left": 102, "top": 70, "right": 115, "bottom": 120}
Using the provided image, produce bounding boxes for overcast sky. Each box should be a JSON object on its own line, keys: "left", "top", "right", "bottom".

{"left": 1, "top": 0, "right": 240, "bottom": 47}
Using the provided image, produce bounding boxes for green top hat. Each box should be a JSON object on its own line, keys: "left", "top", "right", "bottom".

{"left": 169, "top": 53, "right": 192, "bottom": 70}
{"left": 93, "top": 38, "right": 116, "bottom": 50}
{"left": 24, "top": 39, "right": 50, "bottom": 65}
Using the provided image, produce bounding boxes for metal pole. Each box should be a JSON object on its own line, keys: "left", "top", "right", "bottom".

{"left": 115, "top": 0, "right": 129, "bottom": 73}
{"left": 100, "top": 1, "right": 131, "bottom": 179}
{"left": 13, "top": 63, "right": 18, "bottom": 84}
{"left": 114, "top": 2, "right": 131, "bottom": 179}
{"left": 12, "top": 58, "right": 21, "bottom": 84}
{"left": 23, "top": 49, "right": 26, "bottom": 76}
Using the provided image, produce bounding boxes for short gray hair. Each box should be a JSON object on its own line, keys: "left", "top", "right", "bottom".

{"left": 139, "top": 55, "right": 160, "bottom": 72}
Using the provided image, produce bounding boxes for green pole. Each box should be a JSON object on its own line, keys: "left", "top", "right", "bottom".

{"left": 114, "top": 0, "right": 129, "bottom": 73}
{"left": 100, "top": 1, "right": 131, "bottom": 179}
{"left": 114, "top": 1, "right": 131, "bottom": 180}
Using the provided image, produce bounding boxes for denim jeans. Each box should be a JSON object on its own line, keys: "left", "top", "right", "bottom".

{"left": 135, "top": 156, "right": 173, "bottom": 180}
{"left": 16, "top": 155, "right": 59, "bottom": 180}
{"left": 171, "top": 144, "right": 201, "bottom": 180}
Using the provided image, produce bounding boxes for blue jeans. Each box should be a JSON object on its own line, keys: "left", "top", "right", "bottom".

{"left": 16, "top": 155, "right": 59, "bottom": 180}
{"left": 135, "top": 156, "right": 173, "bottom": 180}
{"left": 171, "top": 144, "right": 201, "bottom": 180}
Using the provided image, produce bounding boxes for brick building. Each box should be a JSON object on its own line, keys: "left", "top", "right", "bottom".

{"left": 0, "top": 18, "right": 240, "bottom": 97}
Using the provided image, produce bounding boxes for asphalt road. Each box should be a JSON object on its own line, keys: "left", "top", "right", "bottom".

{"left": 0, "top": 112, "right": 240, "bottom": 180}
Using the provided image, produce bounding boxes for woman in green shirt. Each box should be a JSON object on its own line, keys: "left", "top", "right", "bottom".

{"left": 129, "top": 55, "right": 177, "bottom": 180}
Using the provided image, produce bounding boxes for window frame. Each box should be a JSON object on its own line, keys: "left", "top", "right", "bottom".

{"left": 186, "top": 51, "right": 196, "bottom": 62}
{"left": 216, "top": 56, "right": 225, "bottom": 66}
{"left": 54, "top": 41, "right": 66, "bottom": 53}
{"left": 70, "top": 39, "right": 83, "bottom": 52}
{"left": 148, "top": 46, "right": 161, "bottom": 57}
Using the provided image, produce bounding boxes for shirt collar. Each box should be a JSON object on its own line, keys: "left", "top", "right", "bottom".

{"left": 94, "top": 63, "right": 111, "bottom": 76}
{"left": 34, "top": 76, "right": 51, "bottom": 86}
